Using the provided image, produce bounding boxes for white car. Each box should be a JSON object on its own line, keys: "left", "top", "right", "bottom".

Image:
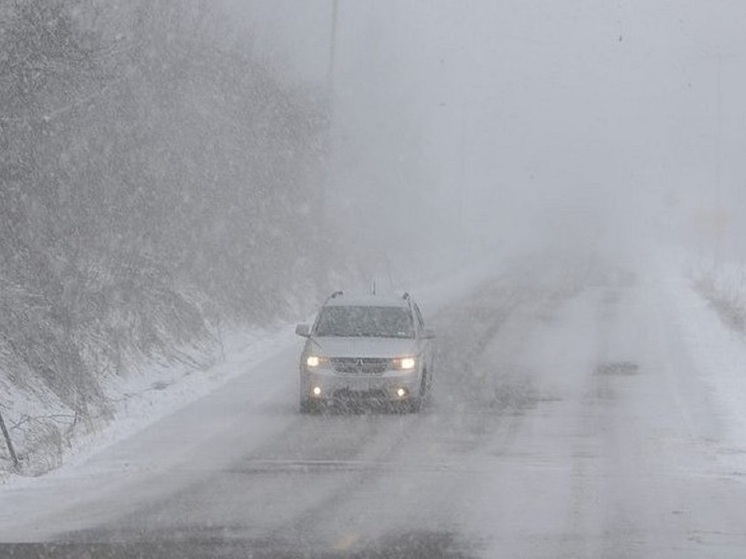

{"left": 295, "top": 291, "right": 436, "bottom": 413}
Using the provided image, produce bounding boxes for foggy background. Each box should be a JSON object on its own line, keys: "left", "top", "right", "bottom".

{"left": 2, "top": 0, "right": 746, "bottom": 470}
{"left": 233, "top": 0, "right": 746, "bottom": 266}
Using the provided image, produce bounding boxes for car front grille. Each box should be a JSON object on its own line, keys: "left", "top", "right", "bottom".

{"left": 332, "top": 357, "right": 389, "bottom": 375}
{"left": 333, "top": 388, "right": 387, "bottom": 400}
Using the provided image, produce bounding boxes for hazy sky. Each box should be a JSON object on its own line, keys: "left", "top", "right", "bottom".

{"left": 227, "top": 1, "right": 746, "bottom": 263}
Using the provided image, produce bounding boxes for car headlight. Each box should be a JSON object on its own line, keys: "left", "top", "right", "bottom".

{"left": 306, "top": 355, "right": 329, "bottom": 368}
{"left": 392, "top": 357, "right": 416, "bottom": 370}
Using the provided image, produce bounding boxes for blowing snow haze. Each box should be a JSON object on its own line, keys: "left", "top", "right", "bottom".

{"left": 2, "top": 0, "right": 745, "bottom": 472}
{"left": 5, "top": 1, "right": 746, "bottom": 557}
{"left": 232, "top": 0, "right": 746, "bottom": 265}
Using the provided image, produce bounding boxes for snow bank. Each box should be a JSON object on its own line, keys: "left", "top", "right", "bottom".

{"left": 653, "top": 247, "right": 746, "bottom": 469}
{"left": 0, "top": 255, "right": 503, "bottom": 487}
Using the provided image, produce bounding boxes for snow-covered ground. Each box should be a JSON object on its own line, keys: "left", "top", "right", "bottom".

{"left": 659, "top": 254, "right": 746, "bottom": 466}
{"left": 0, "top": 251, "right": 499, "bottom": 489}
{"left": 2, "top": 246, "right": 746, "bottom": 557}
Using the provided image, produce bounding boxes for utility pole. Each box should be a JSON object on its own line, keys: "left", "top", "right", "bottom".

{"left": 328, "top": 0, "right": 339, "bottom": 97}
{"left": 322, "top": 0, "right": 339, "bottom": 228}
{"left": 707, "top": 49, "right": 737, "bottom": 267}
{"left": 458, "top": 98, "right": 466, "bottom": 246}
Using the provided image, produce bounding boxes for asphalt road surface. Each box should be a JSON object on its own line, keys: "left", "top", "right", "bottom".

{"left": 2, "top": 256, "right": 746, "bottom": 558}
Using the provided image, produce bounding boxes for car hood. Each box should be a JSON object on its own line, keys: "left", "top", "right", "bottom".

{"left": 310, "top": 337, "right": 417, "bottom": 358}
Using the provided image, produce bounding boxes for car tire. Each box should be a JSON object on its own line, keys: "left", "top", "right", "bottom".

{"left": 407, "top": 372, "right": 426, "bottom": 413}
{"left": 300, "top": 398, "right": 319, "bottom": 414}
{"left": 408, "top": 396, "right": 422, "bottom": 413}
{"left": 420, "top": 369, "right": 430, "bottom": 398}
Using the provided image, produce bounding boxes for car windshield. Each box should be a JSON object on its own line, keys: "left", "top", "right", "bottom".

{"left": 314, "top": 306, "right": 414, "bottom": 338}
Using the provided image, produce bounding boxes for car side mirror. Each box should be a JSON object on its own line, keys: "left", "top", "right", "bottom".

{"left": 295, "top": 324, "right": 311, "bottom": 337}
{"left": 424, "top": 328, "right": 436, "bottom": 339}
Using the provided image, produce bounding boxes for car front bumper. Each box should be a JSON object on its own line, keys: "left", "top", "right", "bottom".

{"left": 301, "top": 369, "right": 421, "bottom": 403}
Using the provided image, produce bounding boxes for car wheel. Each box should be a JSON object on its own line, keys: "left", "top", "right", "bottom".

{"left": 408, "top": 396, "right": 422, "bottom": 413}
{"left": 420, "top": 369, "right": 430, "bottom": 398}
{"left": 409, "top": 367, "right": 434, "bottom": 413}
{"left": 300, "top": 398, "right": 319, "bottom": 414}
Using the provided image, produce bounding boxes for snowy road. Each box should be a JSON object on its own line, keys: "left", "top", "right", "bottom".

{"left": 2, "top": 256, "right": 746, "bottom": 557}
